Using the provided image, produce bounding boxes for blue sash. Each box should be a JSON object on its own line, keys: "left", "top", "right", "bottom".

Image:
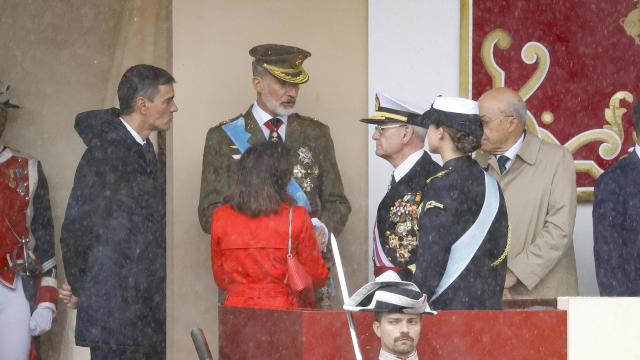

{"left": 431, "top": 171, "right": 500, "bottom": 301}
{"left": 221, "top": 117, "right": 312, "bottom": 211}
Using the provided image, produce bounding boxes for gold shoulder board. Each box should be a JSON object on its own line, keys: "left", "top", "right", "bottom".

{"left": 426, "top": 169, "right": 451, "bottom": 184}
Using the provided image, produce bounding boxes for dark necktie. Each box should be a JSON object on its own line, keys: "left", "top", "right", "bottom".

{"left": 264, "top": 118, "right": 283, "bottom": 142}
{"left": 388, "top": 174, "right": 397, "bottom": 190}
{"left": 497, "top": 155, "right": 510, "bottom": 174}
{"left": 143, "top": 141, "right": 157, "bottom": 171}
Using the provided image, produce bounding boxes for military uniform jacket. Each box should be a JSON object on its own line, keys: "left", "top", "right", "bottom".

{"left": 198, "top": 106, "right": 351, "bottom": 236}
{"left": 413, "top": 156, "right": 508, "bottom": 310}
{"left": 374, "top": 152, "right": 440, "bottom": 274}
{"left": 0, "top": 146, "right": 56, "bottom": 309}
{"left": 593, "top": 150, "right": 640, "bottom": 296}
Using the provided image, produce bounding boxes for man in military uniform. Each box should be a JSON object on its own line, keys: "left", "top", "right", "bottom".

{"left": 360, "top": 93, "right": 440, "bottom": 278}
{"left": 0, "top": 81, "right": 58, "bottom": 359}
{"left": 198, "top": 44, "right": 351, "bottom": 307}
{"left": 344, "top": 270, "right": 436, "bottom": 360}
{"left": 412, "top": 96, "right": 509, "bottom": 310}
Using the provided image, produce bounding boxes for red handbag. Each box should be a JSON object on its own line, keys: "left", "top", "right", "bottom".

{"left": 285, "top": 208, "right": 315, "bottom": 307}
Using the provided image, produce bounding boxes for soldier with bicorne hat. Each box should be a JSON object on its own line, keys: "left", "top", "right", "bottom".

{"left": 344, "top": 271, "right": 436, "bottom": 360}
{"left": 198, "top": 44, "right": 351, "bottom": 308}
{"left": 0, "top": 81, "right": 58, "bottom": 359}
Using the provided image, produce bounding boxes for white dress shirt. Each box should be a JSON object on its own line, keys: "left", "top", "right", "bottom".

{"left": 120, "top": 118, "right": 146, "bottom": 145}
{"left": 251, "top": 102, "right": 289, "bottom": 141}
{"left": 393, "top": 149, "right": 424, "bottom": 182}
{"left": 498, "top": 133, "right": 525, "bottom": 171}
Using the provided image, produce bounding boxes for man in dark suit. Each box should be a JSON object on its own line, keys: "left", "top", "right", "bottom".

{"left": 412, "top": 96, "right": 509, "bottom": 310}
{"left": 593, "top": 98, "right": 640, "bottom": 296}
{"left": 360, "top": 92, "right": 440, "bottom": 279}
{"left": 60, "top": 64, "right": 177, "bottom": 359}
{"left": 198, "top": 44, "right": 351, "bottom": 307}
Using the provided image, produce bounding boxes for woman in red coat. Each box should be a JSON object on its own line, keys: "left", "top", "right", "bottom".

{"left": 211, "top": 141, "right": 329, "bottom": 309}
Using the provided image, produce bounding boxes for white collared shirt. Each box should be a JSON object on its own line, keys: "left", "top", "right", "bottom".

{"left": 498, "top": 133, "right": 525, "bottom": 171}
{"left": 393, "top": 149, "right": 424, "bottom": 182}
{"left": 379, "top": 349, "right": 419, "bottom": 360}
{"left": 634, "top": 144, "right": 640, "bottom": 159}
{"left": 252, "top": 101, "right": 289, "bottom": 141}
{"left": 120, "top": 118, "right": 146, "bottom": 145}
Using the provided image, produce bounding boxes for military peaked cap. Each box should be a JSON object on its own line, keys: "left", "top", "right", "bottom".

{"left": 250, "top": 44, "right": 311, "bottom": 84}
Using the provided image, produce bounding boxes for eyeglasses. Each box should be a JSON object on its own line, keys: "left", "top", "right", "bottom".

{"left": 373, "top": 124, "right": 407, "bottom": 133}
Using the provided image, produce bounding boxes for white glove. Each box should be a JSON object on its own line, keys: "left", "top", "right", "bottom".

{"left": 311, "top": 218, "right": 329, "bottom": 251}
{"left": 29, "top": 304, "right": 55, "bottom": 336}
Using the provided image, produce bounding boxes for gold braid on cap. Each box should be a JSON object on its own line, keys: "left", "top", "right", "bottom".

{"left": 262, "top": 63, "right": 309, "bottom": 84}
{"left": 369, "top": 111, "right": 408, "bottom": 122}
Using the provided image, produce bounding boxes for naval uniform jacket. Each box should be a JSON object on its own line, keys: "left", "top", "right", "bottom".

{"left": 374, "top": 152, "right": 440, "bottom": 277}
{"left": 211, "top": 203, "right": 328, "bottom": 308}
{"left": 413, "top": 156, "right": 508, "bottom": 310}
{"left": 593, "top": 150, "right": 640, "bottom": 296}
{"left": 198, "top": 106, "right": 351, "bottom": 237}
{"left": 60, "top": 108, "right": 166, "bottom": 353}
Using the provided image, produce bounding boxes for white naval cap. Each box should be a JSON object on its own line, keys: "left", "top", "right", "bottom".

{"left": 421, "top": 95, "right": 483, "bottom": 141}
{"left": 432, "top": 96, "right": 479, "bottom": 115}
{"left": 360, "top": 92, "right": 427, "bottom": 125}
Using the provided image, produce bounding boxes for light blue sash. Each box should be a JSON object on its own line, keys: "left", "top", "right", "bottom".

{"left": 222, "top": 117, "right": 312, "bottom": 211}
{"left": 430, "top": 171, "right": 500, "bottom": 301}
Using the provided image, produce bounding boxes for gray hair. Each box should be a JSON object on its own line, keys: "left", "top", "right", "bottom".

{"left": 252, "top": 61, "right": 267, "bottom": 77}
{"left": 412, "top": 125, "right": 427, "bottom": 142}
{"left": 503, "top": 98, "right": 527, "bottom": 128}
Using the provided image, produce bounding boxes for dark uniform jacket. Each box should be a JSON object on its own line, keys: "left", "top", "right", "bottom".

{"left": 60, "top": 108, "right": 166, "bottom": 355}
{"left": 593, "top": 151, "right": 640, "bottom": 296}
{"left": 413, "top": 156, "right": 508, "bottom": 310}
{"left": 198, "top": 106, "right": 351, "bottom": 236}
{"left": 374, "top": 152, "right": 440, "bottom": 276}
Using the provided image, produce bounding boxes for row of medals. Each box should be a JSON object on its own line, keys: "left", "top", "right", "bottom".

{"left": 386, "top": 193, "right": 421, "bottom": 263}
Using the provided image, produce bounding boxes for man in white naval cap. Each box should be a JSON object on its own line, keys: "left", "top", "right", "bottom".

{"left": 344, "top": 271, "right": 436, "bottom": 360}
{"left": 360, "top": 93, "right": 440, "bottom": 279}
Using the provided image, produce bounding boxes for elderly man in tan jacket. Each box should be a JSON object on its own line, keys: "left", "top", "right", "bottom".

{"left": 475, "top": 87, "right": 579, "bottom": 299}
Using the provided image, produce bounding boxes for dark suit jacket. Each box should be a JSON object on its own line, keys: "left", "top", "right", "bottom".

{"left": 198, "top": 106, "right": 351, "bottom": 236}
{"left": 413, "top": 156, "right": 508, "bottom": 310}
{"left": 375, "top": 152, "right": 440, "bottom": 272}
{"left": 593, "top": 151, "right": 640, "bottom": 296}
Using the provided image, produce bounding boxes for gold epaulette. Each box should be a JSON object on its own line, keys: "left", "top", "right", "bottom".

{"left": 426, "top": 169, "right": 451, "bottom": 184}
{"left": 491, "top": 223, "right": 511, "bottom": 268}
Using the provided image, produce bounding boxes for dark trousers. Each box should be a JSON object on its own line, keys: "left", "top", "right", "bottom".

{"left": 90, "top": 346, "right": 165, "bottom": 360}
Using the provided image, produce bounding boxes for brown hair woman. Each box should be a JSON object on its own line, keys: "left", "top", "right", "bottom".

{"left": 210, "top": 141, "right": 328, "bottom": 309}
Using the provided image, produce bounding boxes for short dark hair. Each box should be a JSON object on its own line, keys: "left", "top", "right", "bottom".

{"left": 431, "top": 121, "right": 481, "bottom": 154}
{"left": 117, "top": 64, "right": 175, "bottom": 115}
{"left": 228, "top": 141, "right": 295, "bottom": 217}
{"left": 633, "top": 98, "right": 640, "bottom": 135}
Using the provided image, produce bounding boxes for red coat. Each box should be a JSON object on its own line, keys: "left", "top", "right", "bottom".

{"left": 211, "top": 203, "right": 328, "bottom": 309}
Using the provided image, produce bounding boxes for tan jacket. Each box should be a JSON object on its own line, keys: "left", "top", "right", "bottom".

{"left": 476, "top": 133, "right": 579, "bottom": 298}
